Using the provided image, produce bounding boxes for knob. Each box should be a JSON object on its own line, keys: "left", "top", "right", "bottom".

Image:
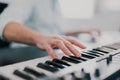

{"left": 58, "top": 77, "right": 65, "bottom": 80}
{"left": 106, "top": 57, "right": 110, "bottom": 65}
{"left": 94, "top": 69, "right": 100, "bottom": 77}
{"left": 81, "top": 68, "right": 85, "bottom": 73}
{"left": 106, "top": 55, "right": 113, "bottom": 65}
{"left": 109, "top": 55, "right": 112, "bottom": 62}
{"left": 84, "top": 73, "right": 91, "bottom": 80}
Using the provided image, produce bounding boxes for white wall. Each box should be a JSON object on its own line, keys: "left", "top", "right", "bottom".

{"left": 98, "top": 0, "right": 120, "bottom": 12}
{"left": 59, "top": 0, "right": 95, "bottom": 19}
{"left": 61, "top": 0, "right": 120, "bottom": 31}
{"left": 0, "top": 0, "right": 11, "bottom": 3}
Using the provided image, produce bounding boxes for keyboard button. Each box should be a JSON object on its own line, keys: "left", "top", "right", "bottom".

{"left": 89, "top": 50, "right": 104, "bottom": 55}
{"left": 37, "top": 63, "right": 58, "bottom": 72}
{"left": 52, "top": 59, "right": 71, "bottom": 66}
{"left": 103, "top": 46, "right": 118, "bottom": 50}
{"left": 83, "top": 52, "right": 100, "bottom": 57}
{"left": 70, "top": 56, "right": 88, "bottom": 61}
{"left": 88, "top": 51, "right": 103, "bottom": 56}
{"left": 58, "top": 77, "right": 65, "bottom": 80}
{"left": 71, "top": 72, "right": 82, "bottom": 80}
{"left": 81, "top": 54, "right": 96, "bottom": 59}
{"left": 13, "top": 70, "right": 33, "bottom": 80}
{"left": 24, "top": 67, "right": 46, "bottom": 77}
{"left": 93, "top": 48, "right": 109, "bottom": 54}
{"left": 45, "top": 61, "right": 65, "bottom": 69}
{"left": 108, "top": 44, "right": 120, "bottom": 50}
{"left": 0, "top": 75, "right": 9, "bottom": 80}
{"left": 61, "top": 56, "right": 81, "bottom": 64}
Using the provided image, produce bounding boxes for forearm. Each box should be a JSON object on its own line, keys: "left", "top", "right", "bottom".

{"left": 2, "top": 22, "right": 86, "bottom": 58}
{"left": 3, "top": 22, "right": 42, "bottom": 45}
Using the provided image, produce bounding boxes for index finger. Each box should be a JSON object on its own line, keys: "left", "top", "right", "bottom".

{"left": 45, "top": 44, "right": 58, "bottom": 58}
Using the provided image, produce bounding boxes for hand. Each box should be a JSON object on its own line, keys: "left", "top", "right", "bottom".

{"left": 66, "top": 28, "right": 101, "bottom": 37}
{"left": 86, "top": 29, "right": 101, "bottom": 36}
{"left": 34, "top": 35, "right": 86, "bottom": 58}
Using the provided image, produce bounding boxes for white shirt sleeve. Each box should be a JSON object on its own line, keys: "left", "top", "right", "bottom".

{"left": 0, "top": 0, "right": 34, "bottom": 39}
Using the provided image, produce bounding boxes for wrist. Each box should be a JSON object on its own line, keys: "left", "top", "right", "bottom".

{"left": 32, "top": 32, "right": 44, "bottom": 46}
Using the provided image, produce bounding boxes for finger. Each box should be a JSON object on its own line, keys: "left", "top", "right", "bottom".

{"left": 91, "top": 29, "right": 101, "bottom": 36}
{"left": 64, "top": 40, "right": 81, "bottom": 57}
{"left": 55, "top": 40, "right": 72, "bottom": 56}
{"left": 97, "top": 29, "right": 101, "bottom": 36}
{"left": 45, "top": 44, "right": 58, "bottom": 58}
{"left": 64, "top": 36, "right": 86, "bottom": 49}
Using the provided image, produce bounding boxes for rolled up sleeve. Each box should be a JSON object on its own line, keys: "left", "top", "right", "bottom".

{"left": 0, "top": 0, "right": 34, "bottom": 39}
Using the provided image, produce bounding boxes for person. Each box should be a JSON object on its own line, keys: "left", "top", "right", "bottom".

{"left": 0, "top": 0, "right": 100, "bottom": 58}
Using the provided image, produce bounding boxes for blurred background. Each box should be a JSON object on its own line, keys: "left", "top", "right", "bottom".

{"left": 1, "top": 0, "right": 120, "bottom": 31}
{"left": 59, "top": 0, "right": 120, "bottom": 31}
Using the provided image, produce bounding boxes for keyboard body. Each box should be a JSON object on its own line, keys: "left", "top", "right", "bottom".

{"left": 0, "top": 42, "right": 120, "bottom": 80}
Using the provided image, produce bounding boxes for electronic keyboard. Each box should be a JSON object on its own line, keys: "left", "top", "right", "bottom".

{"left": 0, "top": 42, "right": 120, "bottom": 80}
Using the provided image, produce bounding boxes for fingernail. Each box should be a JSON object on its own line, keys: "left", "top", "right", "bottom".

{"left": 76, "top": 53, "right": 81, "bottom": 57}
{"left": 68, "top": 53, "right": 73, "bottom": 56}
{"left": 51, "top": 55, "right": 58, "bottom": 59}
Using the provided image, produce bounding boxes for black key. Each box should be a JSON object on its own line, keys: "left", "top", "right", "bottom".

{"left": 103, "top": 46, "right": 118, "bottom": 50}
{"left": 13, "top": 70, "right": 33, "bottom": 80}
{"left": 52, "top": 59, "right": 71, "bottom": 66}
{"left": 88, "top": 51, "right": 102, "bottom": 56}
{"left": 83, "top": 52, "right": 100, "bottom": 57}
{"left": 110, "top": 44, "right": 120, "bottom": 49}
{"left": 93, "top": 48, "right": 109, "bottom": 54}
{"left": 45, "top": 61, "right": 65, "bottom": 69}
{"left": 108, "top": 45, "right": 119, "bottom": 50}
{"left": 81, "top": 54, "right": 95, "bottom": 59}
{"left": 89, "top": 50, "right": 104, "bottom": 55}
{"left": 70, "top": 56, "right": 87, "bottom": 61}
{"left": 24, "top": 67, "right": 46, "bottom": 77}
{"left": 0, "top": 75, "right": 9, "bottom": 80}
{"left": 61, "top": 56, "right": 80, "bottom": 64}
{"left": 37, "top": 63, "right": 58, "bottom": 72}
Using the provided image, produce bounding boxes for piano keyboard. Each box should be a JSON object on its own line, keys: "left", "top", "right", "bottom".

{"left": 0, "top": 42, "right": 120, "bottom": 80}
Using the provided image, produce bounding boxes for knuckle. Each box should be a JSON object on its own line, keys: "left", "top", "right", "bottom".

{"left": 66, "top": 41, "right": 72, "bottom": 45}
{"left": 55, "top": 39, "right": 63, "bottom": 44}
{"left": 62, "top": 47, "right": 67, "bottom": 51}
{"left": 63, "top": 48, "right": 70, "bottom": 54}
{"left": 53, "top": 35, "right": 61, "bottom": 39}
{"left": 53, "top": 36, "right": 58, "bottom": 39}
{"left": 71, "top": 39, "right": 76, "bottom": 42}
